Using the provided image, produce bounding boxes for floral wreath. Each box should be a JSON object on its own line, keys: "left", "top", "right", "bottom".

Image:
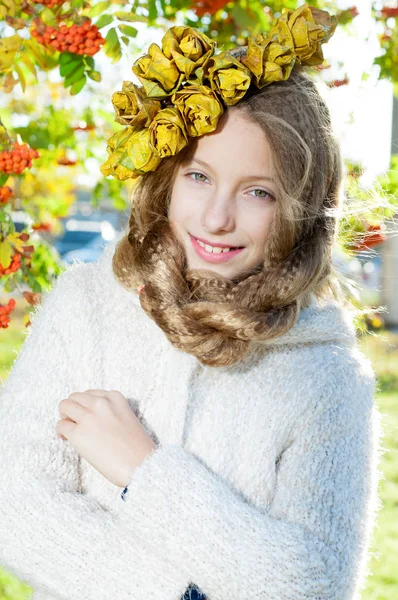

{"left": 100, "top": 3, "right": 337, "bottom": 182}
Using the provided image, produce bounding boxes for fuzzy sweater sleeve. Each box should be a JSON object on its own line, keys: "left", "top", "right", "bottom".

{"left": 117, "top": 352, "right": 384, "bottom": 600}
{"left": 0, "top": 267, "right": 192, "bottom": 600}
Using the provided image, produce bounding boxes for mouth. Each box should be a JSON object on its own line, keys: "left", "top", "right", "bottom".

{"left": 189, "top": 233, "right": 245, "bottom": 264}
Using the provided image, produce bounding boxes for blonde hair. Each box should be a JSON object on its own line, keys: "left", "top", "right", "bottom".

{"left": 112, "top": 65, "right": 346, "bottom": 367}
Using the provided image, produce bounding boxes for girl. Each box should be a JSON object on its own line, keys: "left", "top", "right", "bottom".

{"left": 0, "top": 8, "right": 384, "bottom": 600}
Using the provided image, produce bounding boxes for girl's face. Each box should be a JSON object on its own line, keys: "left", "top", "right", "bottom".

{"left": 168, "top": 109, "right": 277, "bottom": 280}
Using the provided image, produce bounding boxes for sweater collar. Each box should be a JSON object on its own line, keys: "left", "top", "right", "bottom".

{"left": 102, "top": 235, "right": 356, "bottom": 350}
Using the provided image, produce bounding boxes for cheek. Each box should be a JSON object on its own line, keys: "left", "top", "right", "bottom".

{"left": 168, "top": 184, "right": 199, "bottom": 228}
{"left": 244, "top": 210, "right": 274, "bottom": 248}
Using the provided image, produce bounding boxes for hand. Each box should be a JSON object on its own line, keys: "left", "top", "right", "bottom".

{"left": 56, "top": 389, "right": 158, "bottom": 488}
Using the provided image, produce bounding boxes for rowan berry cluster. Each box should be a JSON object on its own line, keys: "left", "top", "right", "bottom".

{"left": 0, "top": 142, "right": 40, "bottom": 175}
{"left": 327, "top": 77, "right": 350, "bottom": 88}
{"left": 31, "top": 0, "right": 64, "bottom": 8}
{"left": 381, "top": 7, "right": 398, "bottom": 18}
{"left": 0, "top": 298, "right": 16, "bottom": 329}
{"left": 32, "top": 222, "right": 52, "bottom": 231}
{"left": 31, "top": 20, "right": 106, "bottom": 56}
{"left": 0, "top": 186, "right": 13, "bottom": 205}
{"left": 0, "top": 252, "right": 21, "bottom": 277}
{"left": 57, "top": 156, "right": 77, "bottom": 165}
{"left": 191, "top": 0, "right": 230, "bottom": 17}
{"left": 352, "top": 225, "right": 386, "bottom": 253}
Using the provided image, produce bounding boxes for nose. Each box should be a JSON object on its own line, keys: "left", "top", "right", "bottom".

{"left": 201, "top": 190, "right": 236, "bottom": 234}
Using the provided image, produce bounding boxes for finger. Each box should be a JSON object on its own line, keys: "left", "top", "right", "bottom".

{"left": 56, "top": 418, "right": 75, "bottom": 440}
{"left": 66, "top": 390, "right": 106, "bottom": 408}
{"left": 58, "top": 398, "right": 89, "bottom": 421}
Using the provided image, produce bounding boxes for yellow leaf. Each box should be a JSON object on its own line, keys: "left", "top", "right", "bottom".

{"left": 7, "top": 232, "right": 25, "bottom": 253}
{"left": 0, "top": 34, "right": 22, "bottom": 72}
{"left": 14, "top": 61, "right": 26, "bottom": 91}
{"left": 0, "top": 240, "right": 13, "bottom": 269}
{"left": 18, "top": 52, "right": 37, "bottom": 80}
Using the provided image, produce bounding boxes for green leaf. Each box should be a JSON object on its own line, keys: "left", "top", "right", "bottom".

{"left": 60, "top": 56, "right": 83, "bottom": 78}
{"left": 70, "top": 75, "right": 87, "bottom": 95}
{"left": 88, "top": 1, "right": 110, "bottom": 17}
{"left": 40, "top": 7, "right": 58, "bottom": 26}
{"left": 114, "top": 11, "right": 147, "bottom": 23}
{"left": 87, "top": 69, "right": 101, "bottom": 82}
{"left": 71, "top": 0, "right": 86, "bottom": 7}
{"left": 104, "top": 27, "right": 122, "bottom": 61}
{"left": 63, "top": 63, "right": 86, "bottom": 87}
{"left": 105, "top": 27, "right": 119, "bottom": 49}
{"left": 119, "top": 24, "right": 138, "bottom": 38}
{"left": 84, "top": 55, "right": 95, "bottom": 70}
{"left": 95, "top": 14, "right": 113, "bottom": 29}
{"left": 148, "top": 0, "right": 157, "bottom": 23}
{"left": 59, "top": 52, "right": 79, "bottom": 66}
{"left": 0, "top": 173, "right": 9, "bottom": 186}
{"left": 121, "top": 35, "right": 130, "bottom": 46}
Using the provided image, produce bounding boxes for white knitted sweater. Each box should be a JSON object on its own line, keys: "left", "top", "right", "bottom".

{"left": 0, "top": 236, "right": 384, "bottom": 600}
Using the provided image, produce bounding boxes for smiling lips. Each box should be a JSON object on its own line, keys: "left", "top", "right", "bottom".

{"left": 189, "top": 233, "right": 245, "bottom": 264}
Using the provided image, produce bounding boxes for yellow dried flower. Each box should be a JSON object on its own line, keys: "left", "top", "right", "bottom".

{"left": 207, "top": 51, "right": 252, "bottom": 106}
{"left": 132, "top": 42, "right": 184, "bottom": 98}
{"left": 124, "top": 128, "right": 162, "bottom": 174}
{"left": 242, "top": 3, "right": 337, "bottom": 88}
{"left": 148, "top": 107, "right": 189, "bottom": 158}
{"left": 242, "top": 28, "right": 296, "bottom": 88}
{"left": 112, "top": 81, "right": 161, "bottom": 129}
{"left": 100, "top": 128, "right": 138, "bottom": 180}
{"left": 282, "top": 5, "right": 337, "bottom": 65}
{"left": 162, "top": 26, "right": 216, "bottom": 85}
{"left": 172, "top": 84, "right": 224, "bottom": 137}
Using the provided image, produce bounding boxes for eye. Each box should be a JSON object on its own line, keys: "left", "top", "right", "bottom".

{"left": 249, "top": 189, "right": 274, "bottom": 200}
{"left": 186, "top": 171, "right": 209, "bottom": 183}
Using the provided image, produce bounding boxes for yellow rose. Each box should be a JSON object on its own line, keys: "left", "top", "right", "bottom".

{"left": 206, "top": 51, "right": 252, "bottom": 106}
{"left": 131, "top": 42, "right": 184, "bottom": 98}
{"left": 242, "top": 22, "right": 296, "bottom": 88}
{"left": 112, "top": 81, "right": 161, "bottom": 129}
{"left": 162, "top": 26, "right": 216, "bottom": 84}
{"left": 100, "top": 127, "right": 139, "bottom": 180}
{"left": 171, "top": 84, "right": 224, "bottom": 137}
{"left": 100, "top": 151, "right": 138, "bottom": 181}
{"left": 279, "top": 4, "right": 337, "bottom": 66}
{"left": 123, "top": 128, "right": 162, "bottom": 174}
{"left": 148, "top": 107, "right": 189, "bottom": 159}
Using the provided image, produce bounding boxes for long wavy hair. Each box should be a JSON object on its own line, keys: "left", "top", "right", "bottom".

{"left": 112, "top": 65, "right": 346, "bottom": 367}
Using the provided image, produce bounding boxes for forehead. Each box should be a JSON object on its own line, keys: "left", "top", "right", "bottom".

{"left": 187, "top": 111, "right": 273, "bottom": 176}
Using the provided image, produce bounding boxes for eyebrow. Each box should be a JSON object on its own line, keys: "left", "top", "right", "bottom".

{"left": 190, "top": 158, "right": 276, "bottom": 184}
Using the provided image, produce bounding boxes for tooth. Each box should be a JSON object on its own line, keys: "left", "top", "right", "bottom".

{"left": 204, "top": 244, "right": 213, "bottom": 252}
{"left": 222, "top": 248, "right": 230, "bottom": 253}
{"left": 212, "top": 247, "right": 223, "bottom": 253}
